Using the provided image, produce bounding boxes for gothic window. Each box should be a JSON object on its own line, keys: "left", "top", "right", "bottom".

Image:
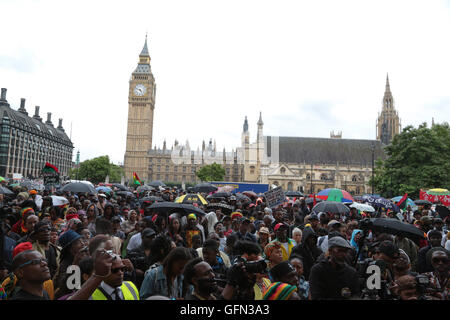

{"left": 287, "top": 182, "right": 293, "bottom": 191}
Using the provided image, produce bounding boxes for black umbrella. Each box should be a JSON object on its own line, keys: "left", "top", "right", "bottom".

{"left": 61, "top": 182, "right": 97, "bottom": 194}
{"left": 137, "top": 185, "right": 155, "bottom": 193}
{"left": 285, "top": 191, "right": 304, "bottom": 197}
{"left": 139, "top": 196, "right": 164, "bottom": 205}
{"left": 116, "top": 191, "right": 134, "bottom": 198}
{"left": 311, "top": 201, "right": 350, "bottom": 214}
{"left": 435, "top": 205, "right": 450, "bottom": 219}
{"left": 414, "top": 200, "right": 432, "bottom": 206}
{"left": 234, "top": 193, "right": 252, "bottom": 204}
{"left": 207, "top": 202, "right": 234, "bottom": 214}
{"left": 208, "top": 192, "right": 231, "bottom": 199}
{"left": 148, "top": 180, "right": 166, "bottom": 187}
{"left": 148, "top": 202, "right": 206, "bottom": 217}
{"left": 0, "top": 186, "right": 14, "bottom": 195}
{"left": 192, "top": 183, "right": 218, "bottom": 193}
{"left": 360, "top": 218, "right": 426, "bottom": 246}
{"left": 305, "top": 197, "right": 323, "bottom": 205}
{"left": 112, "top": 184, "right": 129, "bottom": 191}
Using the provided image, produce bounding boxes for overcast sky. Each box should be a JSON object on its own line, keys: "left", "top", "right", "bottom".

{"left": 1, "top": 0, "right": 449, "bottom": 165}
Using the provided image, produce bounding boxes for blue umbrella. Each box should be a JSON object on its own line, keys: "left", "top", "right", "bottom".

{"left": 391, "top": 196, "right": 418, "bottom": 211}
{"left": 96, "top": 186, "right": 112, "bottom": 193}
{"left": 362, "top": 194, "right": 400, "bottom": 213}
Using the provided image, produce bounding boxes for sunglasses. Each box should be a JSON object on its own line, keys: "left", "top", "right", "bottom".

{"left": 432, "top": 258, "right": 448, "bottom": 264}
{"left": 111, "top": 267, "right": 126, "bottom": 273}
{"left": 17, "top": 258, "right": 47, "bottom": 269}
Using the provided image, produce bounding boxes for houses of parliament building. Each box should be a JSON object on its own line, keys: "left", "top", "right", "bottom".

{"left": 124, "top": 37, "right": 400, "bottom": 195}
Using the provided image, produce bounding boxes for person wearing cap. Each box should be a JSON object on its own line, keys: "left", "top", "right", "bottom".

{"left": 8, "top": 250, "right": 52, "bottom": 300}
{"left": 11, "top": 207, "right": 36, "bottom": 237}
{"left": 291, "top": 227, "right": 323, "bottom": 280}
{"left": 269, "top": 260, "right": 299, "bottom": 289}
{"left": 418, "top": 230, "right": 444, "bottom": 273}
{"left": 393, "top": 233, "right": 419, "bottom": 272}
{"left": 422, "top": 249, "right": 449, "bottom": 300}
{"left": 262, "top": 282, "right": 300, "bottom": 300}
{"left": 221, "top": 215, "right": 233, "bottom": 237}
{"left": 369, "top": 240, "right": 401, "bottom": 299}
{"left": 54, "top": 230, "right": 89, "bottom": 298}
{"left": 184, "top": 214, "right": 204, "bottom": 249}
{"left": 125, "top": 228, "right": 156, "bottom": 289}
{"left": 1, "top": 242, "right": 55, "bottom": 300}
{"left": 317, "top": 220, "right": 342, "bottom": 253}
{"left": 270, "top": 223, "right": 295, "bottom": 261}
{"left": 257, "top": 227, "right": 271, "bottom": 250}
{"left": 309, "top": 236, "right": 360, "bottom": 300}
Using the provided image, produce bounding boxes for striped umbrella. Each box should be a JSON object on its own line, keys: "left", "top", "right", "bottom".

{"left": 316, "top": 188, "right": 354, "bottom": 203}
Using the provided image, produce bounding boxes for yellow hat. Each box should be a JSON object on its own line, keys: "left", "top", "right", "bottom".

{"left": 188, "top": 213, "right": 197, "bottom": 220}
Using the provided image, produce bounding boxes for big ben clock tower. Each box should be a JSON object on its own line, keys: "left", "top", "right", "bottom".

{"left": 124, "top": 36, "right": 156, "bottom": 183}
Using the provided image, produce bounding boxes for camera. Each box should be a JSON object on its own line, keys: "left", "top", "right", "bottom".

{"left": 244, "top": 259, "right": 267, "bottom": 274}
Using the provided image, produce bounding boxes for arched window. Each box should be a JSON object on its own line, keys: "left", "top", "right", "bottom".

{"left": 287, "top": 182, "right": 293, "bottom": 191}
{"left": 280, "top": 167, "right": 286, "bottom": 174}
{"left": 352, "top": 175, "right": 358, "bottom": 182}
{"left": 320, "top": 173, "right": 328, "bottom": 180}
{"left": 273, "top": 181, "right": 279, "bottom": 186}
{"left": 306, "top": 174, "right": 311, "bottom": 180}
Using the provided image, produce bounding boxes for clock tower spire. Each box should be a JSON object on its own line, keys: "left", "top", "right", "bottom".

{"left": 124, "top": 36, "right": 156, "bottom": 183}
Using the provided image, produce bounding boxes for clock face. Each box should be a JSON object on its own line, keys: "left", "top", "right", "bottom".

{"left": 134, "top": 84, "right": 146, "bottom": 96}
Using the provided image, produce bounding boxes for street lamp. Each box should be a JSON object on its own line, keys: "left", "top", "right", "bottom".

{"left": 371, "top": 143, "right": 375, "bottom": 195}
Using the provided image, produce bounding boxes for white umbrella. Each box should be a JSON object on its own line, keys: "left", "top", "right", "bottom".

{"left": 35, "top": 195, "right": 69, "bottom": 208}
{"left": 350, "top": 202, "right": 375, "bottom": 212}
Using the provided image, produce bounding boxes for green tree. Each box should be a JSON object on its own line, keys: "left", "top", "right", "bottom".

{"left": 69, "top": 155, "right": 124, "bottom": 184}
{"left": 372, "top": 122, "right": 450, "bottom": 199}
{"left": 196, "top": 163, "right": 226, "bottom": 182}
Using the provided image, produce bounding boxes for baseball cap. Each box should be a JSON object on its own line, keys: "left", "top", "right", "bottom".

{"left": 142, "top": 228, "right": 156, "bottom": 238}
{"left": 188, "top": 213, "right": 197, "bottom": 220}
{"left": 328, "top": 220, "right": 341, "bottom": 227}
{"left": 378, "top": 240, "right": 400, "bottom": 259}
{"left": 309, "top": 213, "right": 319, "bottom": 221}
{"left": 328, "top": 236, "right": 353, "bottom": 250}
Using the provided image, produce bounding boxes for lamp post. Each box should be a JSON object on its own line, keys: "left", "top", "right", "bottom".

{"left": 371, "top": 143, "right": 375, "bottom": 195}
{"left": 310, "top": 163, "right": 313, "bottom": 194}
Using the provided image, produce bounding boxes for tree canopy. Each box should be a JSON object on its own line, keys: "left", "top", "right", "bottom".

{"left": 69, "top": 155, "right": 124, "bottom": 184}
{"left": 195, "top": 163, "right": 226, "bottom": 182}
{"left": 372, "top": 122, "right": 450, "bottom": 199}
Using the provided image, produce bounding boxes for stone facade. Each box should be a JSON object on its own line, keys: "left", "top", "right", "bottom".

{"left": 376, "top": 74, "right": 401, "bottom": 145}
{"left": 124, "top": 36, "right": 156, "bottom": 181}
{"left": 0, "top": 89, "right": 73, "bottom": 178}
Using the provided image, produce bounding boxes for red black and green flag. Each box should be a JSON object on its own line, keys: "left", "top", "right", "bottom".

{"left": 133, "top": 172, "right": 142, "bottom": 186}
{"left": 397, "top": 193, "right": 408, "bottom": 210}
{"left": 42, "top": 162, "right": 59, "bottom": 174}
{"left": 42, "top": 162, "right": 60, "bottom": 185}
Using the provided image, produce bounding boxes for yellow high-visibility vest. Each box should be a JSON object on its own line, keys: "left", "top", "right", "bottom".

{"left": 91, "top": 281, "right": 140, "bottom": 300}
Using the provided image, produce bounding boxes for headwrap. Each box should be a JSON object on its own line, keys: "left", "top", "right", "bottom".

{"left": 350, "top": 229, "right": 363, "bottom": 250}
{"left": 18, "top": 192, "right": 29, "bottom": 201}
{"left": 29, "top": 190, "right": 38, "bottom": 195}
{"left": 12, "top": 241, "right": 33, "bottom": 259}
{"left": 21, "top": 207, "right": 35, "bottom": 220}
{"left": 65, "top": 212, "right": 80, "bottom": 221}
{"left": 20, "top": 208, "right": 35, "bottom": 234}
{"left": 188, "top": 213, "right": 197, "bottom": 220}
{"left": 262, "top": 282, "right": 297, "bottom": 300}
{"left": 231, "top": 212, "right": 243, "bottom": 220}
{"left": 264, "top": 241, "right": 281, "bottom": 258}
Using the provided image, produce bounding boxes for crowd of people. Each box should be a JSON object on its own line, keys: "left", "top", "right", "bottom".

{"left": 0, "top": 184, "right": 449, "bottom": 301}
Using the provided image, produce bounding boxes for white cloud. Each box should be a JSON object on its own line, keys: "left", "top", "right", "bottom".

{"left": 1, "top": 0, "right": 449, "bottom": 165}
